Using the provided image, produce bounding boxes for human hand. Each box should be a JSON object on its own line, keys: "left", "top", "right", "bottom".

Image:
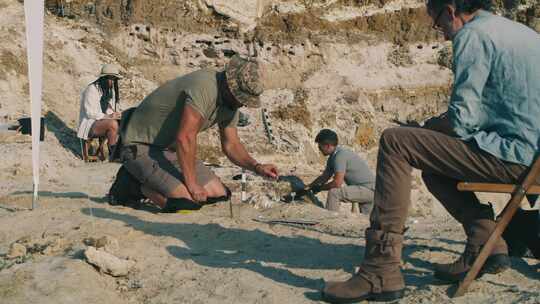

{"left": 106, "top": 112, "right": 121, "bottom": 120}
{"left": 422, "top": 112, "right": 454, "bottom": 135}
{"left": 187, "top": 183, "right": 208, "bottom": 202}
{"left": 255, "top": 163, "right": 279, "bottom": 180}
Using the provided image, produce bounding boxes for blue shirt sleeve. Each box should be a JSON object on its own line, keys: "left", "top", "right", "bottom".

{"left": 448, "top": 28, "right": 493, "bottom": 139}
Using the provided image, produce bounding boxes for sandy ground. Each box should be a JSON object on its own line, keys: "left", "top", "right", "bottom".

{"left": 0, "top": 165, "right": 539, "bottom": 303}
{"left": 1, "top": 0, "right": 540, "bottom": 303}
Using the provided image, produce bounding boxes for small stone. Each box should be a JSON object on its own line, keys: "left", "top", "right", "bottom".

{"left": 7, "top": 243, "right": 27, "bottom": 259}
{"left": 84, "top": 246, "right": 135, "bottom": 277}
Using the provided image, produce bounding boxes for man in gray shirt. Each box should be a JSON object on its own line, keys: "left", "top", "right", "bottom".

{"left": 308, "top": 129, "right": 375, "bottom": 213}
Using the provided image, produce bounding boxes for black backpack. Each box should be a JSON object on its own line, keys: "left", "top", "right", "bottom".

{"left": 108, "top": 165, "right": 145, "bottom": 208}
{"left": 502, "top": 208, "right": 540, "bottom": 259}
{"left": 107, "top": 107, "right": 146, "bottom": 208}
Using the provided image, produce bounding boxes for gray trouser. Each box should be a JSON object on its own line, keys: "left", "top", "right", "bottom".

{"left": 327, "top": 185, "right": 374, "bottom": 213}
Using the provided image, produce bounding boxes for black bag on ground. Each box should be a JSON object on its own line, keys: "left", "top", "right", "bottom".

{"left": 502, "top": 208, "right": 540, "bottom": 259}
{"left": 109, "top": 107, "right": 137, "bottom": 163}
{"left": 108, "top": 165, "right": 145, "bottom": 208}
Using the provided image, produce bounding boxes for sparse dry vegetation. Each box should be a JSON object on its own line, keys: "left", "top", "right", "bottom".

{"left": 271, "top": 89, "right": 313, "bottom": 130}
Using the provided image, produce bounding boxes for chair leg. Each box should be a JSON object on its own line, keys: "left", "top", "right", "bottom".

{"left": 453, "top": 191, "right": 525, "bottom": 297}
{"left": 97, "top": 137, "right": 107, "bottom": 161}
{"left": 82, "top": 139, "right": 89, "bottom": 162}
{"left": 85, "top": 138, "right": 99, "bottom": 162}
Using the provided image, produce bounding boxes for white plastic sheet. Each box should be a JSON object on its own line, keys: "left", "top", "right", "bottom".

{"left": 24, "top": 0, "right": 45, "bottom": 209}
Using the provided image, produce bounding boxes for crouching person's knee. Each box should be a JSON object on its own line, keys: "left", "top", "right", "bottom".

{"left": 326, "top": 188, "right": 342, "bottom": 211}
{"left": 204, "top": 178, "right": 228, "bottom": 198}
{"left": 162, "top": 179, "right": 231, "bottom": 213}
{"left": 328, "top": 188, "right": 340, "bottom": 199}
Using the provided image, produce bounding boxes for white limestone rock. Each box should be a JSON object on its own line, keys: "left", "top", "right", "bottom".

{"left": 84, "top": 246, "right": 135, "bottom": 277}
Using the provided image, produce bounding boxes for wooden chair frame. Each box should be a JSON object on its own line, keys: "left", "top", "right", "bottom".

{"left": 453, "top": 154, "right": 540, "bottom": 297}
{"left": 80, "top": 137, "right": 107, "bottom": 162}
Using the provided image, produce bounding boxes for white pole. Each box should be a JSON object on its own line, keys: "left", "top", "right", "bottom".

{"left": 241, "top": 169, "right": 247, "bottom": 203}
{"left": 24, "top": 0, "right": 45, "bottom": 210}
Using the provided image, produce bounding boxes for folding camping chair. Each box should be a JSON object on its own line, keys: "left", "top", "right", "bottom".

{"left": 80, "top": 137, "right": 107, "bottom": 162}
{"left": 453, "top": 153, "right": 540, "bottom": 297}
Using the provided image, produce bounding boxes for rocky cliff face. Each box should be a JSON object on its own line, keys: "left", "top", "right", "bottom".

{"left": 1, "top": 0, "right": 539, "bottom": 213}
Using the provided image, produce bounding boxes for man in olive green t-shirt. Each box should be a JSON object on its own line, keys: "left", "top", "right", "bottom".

{"left": 118, "top": 55, "right": 279, "bottom": 212}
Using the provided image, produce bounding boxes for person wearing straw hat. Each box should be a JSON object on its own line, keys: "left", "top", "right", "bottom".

{"left": 114, "top": 55, "right": 278, "bottom": 212}
{"left": 77, "top": 64, "right": 122, "bottom": 151}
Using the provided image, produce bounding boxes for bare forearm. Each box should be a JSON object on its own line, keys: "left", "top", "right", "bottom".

{"left": 224, "top": 143, "right": 259, "bottom": 172}
{"left": 176, "top": 136, "right": 198, "bottom": 187}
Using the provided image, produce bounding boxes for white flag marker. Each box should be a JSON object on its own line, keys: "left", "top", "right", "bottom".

{"left": 24, "top": 0, "right": 45, "bottom": 210}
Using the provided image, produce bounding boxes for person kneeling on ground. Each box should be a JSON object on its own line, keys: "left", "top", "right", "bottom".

{"left": 322, "top": 0, "right": 540, "bottom": 302}
{"left": 77, "top": 64, "right": 122, "bottom": 152}
{"left": 307, "top": 129, "right": 375, "bottom": 214}
{"left": 111, "top": 55, "right": 278, "bottom": 213}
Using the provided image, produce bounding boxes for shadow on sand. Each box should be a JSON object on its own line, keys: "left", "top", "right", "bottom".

{"left": 45, "top": 111, "right": 81, "bottom": 158}
{"left": 78, "top": 208, "right": 472, "bottom": 300}
{"left": 10, "top": 190, "right": 106, "bottom": 204}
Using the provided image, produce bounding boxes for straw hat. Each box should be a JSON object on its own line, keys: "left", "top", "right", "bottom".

{"left": 98, "top": 64, "right": 123, "bottom": 79}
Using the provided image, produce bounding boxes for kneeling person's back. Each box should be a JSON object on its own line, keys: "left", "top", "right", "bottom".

{"left": 122, "top": 69, "right": 238, "bottom": 149}
{"left": 327, "top": 146, "right": 375, "bottom": 190}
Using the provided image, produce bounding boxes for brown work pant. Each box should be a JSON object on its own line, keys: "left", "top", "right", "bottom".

{"left": 371, "top": 127, "right": 532, "bottom": 233}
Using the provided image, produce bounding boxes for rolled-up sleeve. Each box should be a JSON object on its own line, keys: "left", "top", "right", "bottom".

{"left": 448, "top": 29, "right": 493, "bottom": 139}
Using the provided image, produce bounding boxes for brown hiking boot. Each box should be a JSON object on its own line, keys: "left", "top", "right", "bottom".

{"left": 433, "top": 245, "right": 510, "bottom": 282}
{"left": 322, "top": 229, "right": 405, "bottom": 303}
{"left": 434, "top": 219, "right": 510, "bottom": 282}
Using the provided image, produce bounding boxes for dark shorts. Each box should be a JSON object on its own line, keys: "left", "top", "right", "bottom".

{"left": 121, "top": 144, "right": 217, "bottom": 196}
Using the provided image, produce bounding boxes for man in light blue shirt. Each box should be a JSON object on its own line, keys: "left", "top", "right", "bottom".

{"left": 323, "top": 1, "right": 540, "bottom": 302}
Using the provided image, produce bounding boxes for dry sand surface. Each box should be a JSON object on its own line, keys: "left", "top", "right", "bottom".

{"left": 1, "top": 0, "right": 540, "bottom": 303}
{"left": 1, "top": 186, "right": 540, "bottom": 304}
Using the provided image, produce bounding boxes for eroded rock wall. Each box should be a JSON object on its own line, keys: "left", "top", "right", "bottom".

{"left": 2, "top": 0, "right": 538, "bottom": 214}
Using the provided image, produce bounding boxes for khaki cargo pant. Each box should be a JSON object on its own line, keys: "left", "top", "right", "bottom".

{"left": 371, "top": 127, "right": 536, "bottom": 233}
{"left": 326, "top": 185, "right": 374, "bottom": 214}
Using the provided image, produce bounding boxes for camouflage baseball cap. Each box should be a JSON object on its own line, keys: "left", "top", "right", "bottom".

{"left": 225, "top": 55, "right": 264, "bottom": 108}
